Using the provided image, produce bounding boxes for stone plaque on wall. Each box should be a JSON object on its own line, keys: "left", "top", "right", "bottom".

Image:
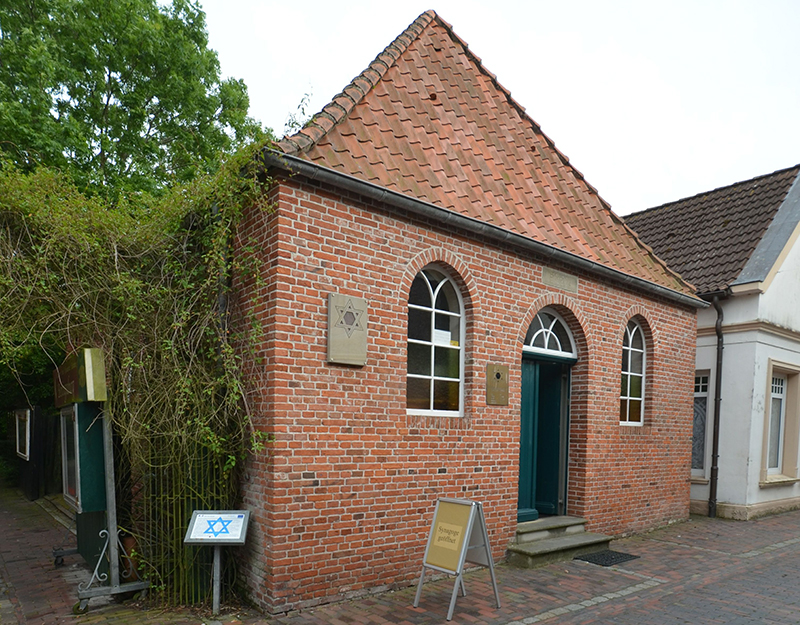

{"left": 486, "top": 364, "right": 509, "bottom": 406}
{"left": 327, "top": 293, "right": 368, "bottom": 366}
{"left": 542, "top": 267, "right": 578, "bottom": 294}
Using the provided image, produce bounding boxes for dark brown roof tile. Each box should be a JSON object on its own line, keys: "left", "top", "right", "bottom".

{"left": 625, "top": 165, "right": 800, "bottom": 294}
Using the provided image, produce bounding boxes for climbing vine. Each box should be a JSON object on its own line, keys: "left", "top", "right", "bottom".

{"left": 0, "top": 140, "right": 272, "bottom": 604}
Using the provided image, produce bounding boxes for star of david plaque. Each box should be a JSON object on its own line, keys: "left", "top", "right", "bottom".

{"left": 327, "top": 293, "right": 368, "bottom": 366}
{"left": 184, "top": 510, "right": 250, "bottom": 545}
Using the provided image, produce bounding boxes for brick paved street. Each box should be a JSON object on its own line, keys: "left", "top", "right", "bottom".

{"left": 2, "top": 480, "right": 800, "bottom": 624}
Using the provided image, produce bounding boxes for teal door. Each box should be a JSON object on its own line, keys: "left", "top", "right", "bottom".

{"left": 518, "top": 355, "right": 571, "bottom": 522}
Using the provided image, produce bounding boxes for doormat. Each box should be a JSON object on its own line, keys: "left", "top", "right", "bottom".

{"left": 574, "top": 550, "right": 639, "bottom": 567}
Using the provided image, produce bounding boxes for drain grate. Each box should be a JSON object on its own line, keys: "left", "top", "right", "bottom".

{"left": 574, "top": 550, "right": 639, "bottom": 567}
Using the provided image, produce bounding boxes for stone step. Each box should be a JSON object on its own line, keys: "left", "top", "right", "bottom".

{"left": 507, "top": 531, "right": 612, "bottom": 568}
{"left": 35, "top": 494, "right": 77, "bottom": 535}
{"left": 515, "top": 516, "right": 588, "bottom": 543}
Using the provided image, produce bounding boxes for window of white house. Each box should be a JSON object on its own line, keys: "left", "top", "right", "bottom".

{"left": 15, "top": 409, "right": 30, "bottom": 460}
{"left": 620, "top": 319, "right": 645, "bottom": 425}
{"left": 523, "top": 308, "right": 577, "bottom": 359}
{"left": 760, "top": 361, "right": 800, "bottom": 484}
{"left": 407, "top": 267, "right": 464, "bottom": 416}
{"left": 768, "top": 375, "right": 787, "bottom": 474}
{"left": 693, "top": 373, "right": 709, "bottom": 471}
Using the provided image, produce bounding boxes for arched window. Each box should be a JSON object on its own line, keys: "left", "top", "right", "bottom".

{"left": 523, "top": 308, "right": 576, "bottom": 359}
{"left": 620, "top": 319, "right": 645, "bottom": 425}
{"left": 407, "top": 267, "right": 464, "bottom": 416}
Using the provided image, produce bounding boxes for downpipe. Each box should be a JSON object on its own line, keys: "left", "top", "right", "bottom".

{"left": 708, "top": 295, "right": 724, "bottom": 518}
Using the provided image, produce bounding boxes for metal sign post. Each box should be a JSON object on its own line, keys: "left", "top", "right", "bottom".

{"left": 414, "top": 498, "right": 501, "bottom": 621}
{"left": 184, "top": 510, "right": 250, "bottom": 615}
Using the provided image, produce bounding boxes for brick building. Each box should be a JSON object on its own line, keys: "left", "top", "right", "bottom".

{"left": 234, "top": 10, "right": 704, "bottom": 614}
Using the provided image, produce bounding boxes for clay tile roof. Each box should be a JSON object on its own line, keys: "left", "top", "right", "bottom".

{"left": 275, "top": 10, "right": 694, "bottom": 297}
{"left": 625, "top": 165, "right": 800, "bottom": 295}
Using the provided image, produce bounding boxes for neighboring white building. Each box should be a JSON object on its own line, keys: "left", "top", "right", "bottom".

{"left": 626, "top": 164, "right": 800, "bottom": 519}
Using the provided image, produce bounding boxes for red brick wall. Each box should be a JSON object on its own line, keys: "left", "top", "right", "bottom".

{"left": 233, "top": 175, "right": 697, "bottom": 613}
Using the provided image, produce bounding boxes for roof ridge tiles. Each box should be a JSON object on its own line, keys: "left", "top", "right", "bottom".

{"left": 275, "top": 10, "right": 437, "bottom": 155}
{"left": 631, "top": 163, "right": 800, "bottom": 217}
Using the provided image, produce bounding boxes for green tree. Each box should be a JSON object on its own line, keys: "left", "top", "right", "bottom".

{"left": 0, "top": 0, "right": 265, "bottom": 196}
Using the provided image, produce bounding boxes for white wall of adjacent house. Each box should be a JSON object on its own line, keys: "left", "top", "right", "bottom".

{"left": 744, "top": 240, "right": 800, "bottom": 512}
{"left": 716, "top": 327, "right": 759, "bottom": 506}
{"left": 692, "top": 297, "right": 758, "bottom": 508}
{"left": 692, "top": 293, "right": 800, "bottom": 516}
{"left": 696, "top": 292, "right": 758, "bottom": 329}
{"left": 690, "top": 242, "right": 800, "bottom": 518}
{"left": 760, "top": 230, "right": 800, "bottom": 333}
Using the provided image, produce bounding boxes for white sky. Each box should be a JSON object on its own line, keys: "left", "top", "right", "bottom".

{"left": 201, "top": 0, "right": 800, "bottom": 215}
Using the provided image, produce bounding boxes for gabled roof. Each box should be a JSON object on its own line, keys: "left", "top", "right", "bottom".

{"left": 625, "top": 165, "right": 800, "bottom": 295}
{"left": 269, "top": 10, "right": 697, "bottom": 302}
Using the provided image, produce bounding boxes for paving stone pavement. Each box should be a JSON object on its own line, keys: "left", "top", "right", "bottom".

{"left": 2, "top": 479, "right": 800, "bottom": 624}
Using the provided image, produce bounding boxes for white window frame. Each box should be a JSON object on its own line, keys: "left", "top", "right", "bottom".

{"left": 620, "top": 319, "right": 646, "bottom": 426}
{"left": 15, "top": 408, "right": 30, "bottom": 461}
{"left": 60, "top": 404, "right": 80, "bottom": 509}
{"left": 407, "top": 266, "right": 465, "bottom": 417}
{"left": 692, "top": 372, "right": 710, "bottom": 475}
{"left": 760, "top": 360, "right": 800, "bottom": 484}
{"left": 767, "top": 375, "right": 787, "bottom": 475}
{"left": 522, "top": 307, "right": 577, "bottom": 359}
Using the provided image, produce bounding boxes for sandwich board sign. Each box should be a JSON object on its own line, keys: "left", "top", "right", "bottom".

{"left": 413, "top": 498, "right": 500, "bottom": 620}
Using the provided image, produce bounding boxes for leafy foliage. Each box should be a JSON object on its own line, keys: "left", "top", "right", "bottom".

{"left": 0, "top": 0, "right": 276, "bottom": 601}
{"left": 0, "top": 0, "right": 264, "bottom": 197}
{"left": 0, "top": 143, "right": 272, "bottom": 600}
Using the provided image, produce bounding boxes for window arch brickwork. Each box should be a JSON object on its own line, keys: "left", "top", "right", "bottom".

{"left": 518, "top": 293, "right": 591, "bottom": 355}
{"left": 399, "top": 248, "right": 478, "bottom": 313}
{"left": 620, "top": 306, "right": 659, "bottom": 344}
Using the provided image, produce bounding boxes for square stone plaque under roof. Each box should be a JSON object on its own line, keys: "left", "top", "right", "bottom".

{"left": 266, "top": 10, "right": 698, "bottom": 303}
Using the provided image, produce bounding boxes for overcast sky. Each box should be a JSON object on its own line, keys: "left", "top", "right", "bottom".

{"left": 200, "top": 0, "right": 800, "bottom": 215}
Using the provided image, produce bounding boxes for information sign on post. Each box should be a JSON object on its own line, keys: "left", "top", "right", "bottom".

{"left": 184, "top": 511, "right": 250, "bottom": 545}
{"left": 184, "top": 510, "right": 250, "bottom": 616}
{"left": 413, "top": 498, "right": 501, "bottom": 621}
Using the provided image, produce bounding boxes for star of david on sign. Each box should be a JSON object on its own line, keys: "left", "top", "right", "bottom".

{"left": 334, "top": 298, "right": 365, "bottom": 338}
{"left": 203, "top": 516, "right": 232, "bottom": 538}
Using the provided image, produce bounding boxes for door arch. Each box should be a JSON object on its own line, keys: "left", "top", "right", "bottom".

{"left": 518, "top": 308, "right": 576, "bottom": 523}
